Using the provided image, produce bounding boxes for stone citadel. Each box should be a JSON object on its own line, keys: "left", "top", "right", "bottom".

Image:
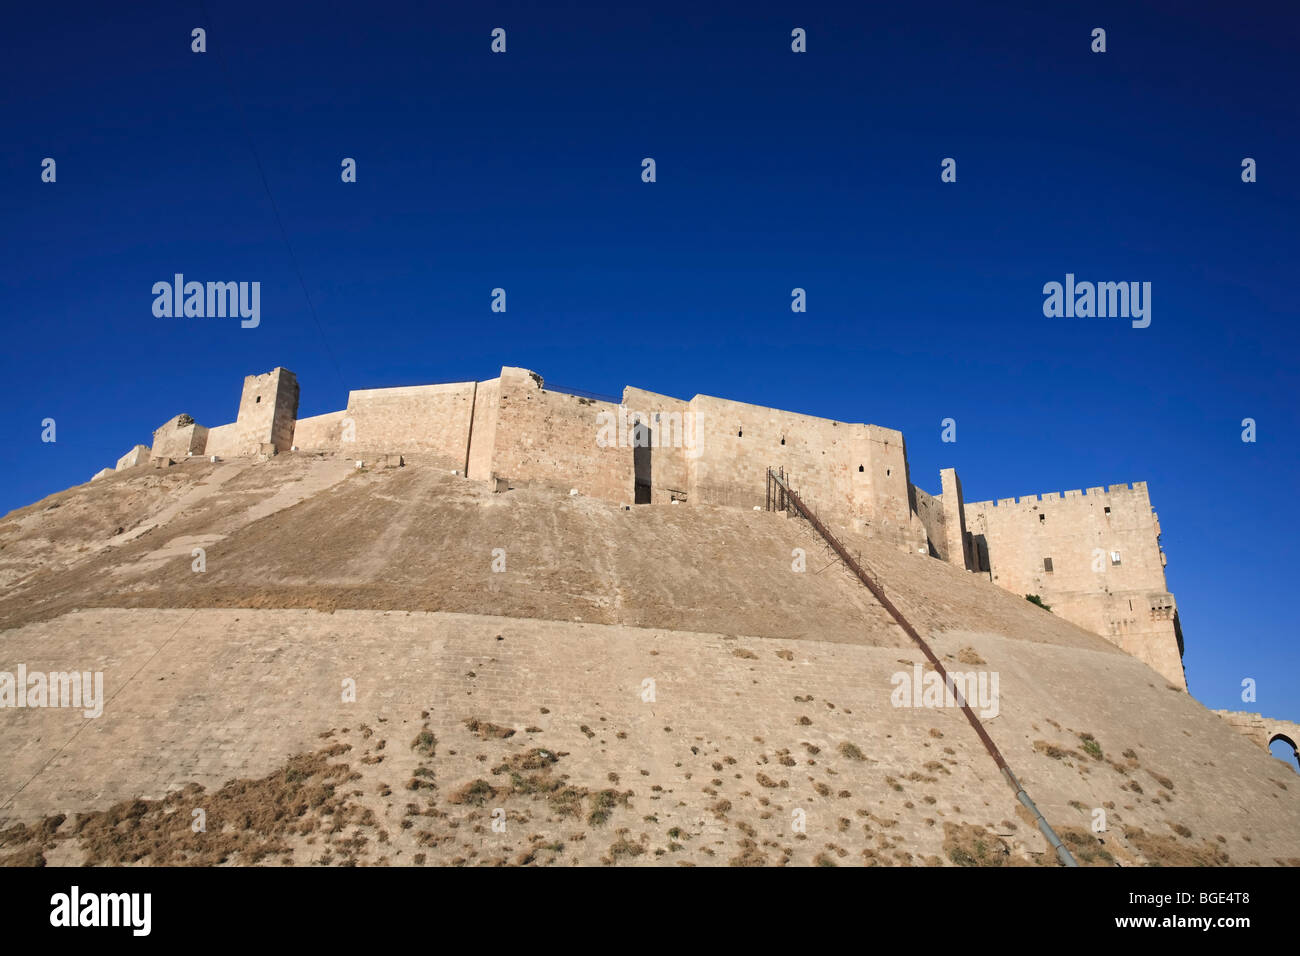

{"left": 97, "top": 365, "right": 1186, "bottom": 689}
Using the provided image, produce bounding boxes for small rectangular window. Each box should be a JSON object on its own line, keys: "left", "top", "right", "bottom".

{"left": 1038, "top": 513, "right": 1045, "bottom": 523}
{"left": 1104, "top": 506, "right": 1111, "bottom": 514}
{"left": 1043, "top": 557, "right": 1053, "bottom": 573}
{"left": 1110, "top": 551, "right": 1121, "bottom": 566}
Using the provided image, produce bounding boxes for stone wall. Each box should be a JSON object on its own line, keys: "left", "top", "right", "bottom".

{"left": 140, "top": 367, "right": 948, "bottom": 558}
{"left": 342, "top": 381, "right": 475, "bottom": 467}
{"left": 664, "top": 395, "right": 923, "bottom": 549}
{"left": 466, "top": 378, "right": 501, "bottom": 480}
{"left": 621, "top": 386, "right": 692, "bottom": 504}
{"left": 684, "top": 394, "right": 848, "bottom": 515}
{"left": 912, "top": 482, "right": 945, "bottom": 558}
{"left": 291, "top": 410, "right": 350, "bottom": 452}
{"left": 939, "top": 468, "right": 971, "bottom": 570}
{"left": 489, "top": 368, "right": 632, "bottom": 500}
{"left": 202, "top": 422, "right": 240, "bottom": 458}
{"left": 114, "top": 445, "right": 151, "bottom": 471}
{"left": 858, "top": 425, "right": 916, "bottom": 539}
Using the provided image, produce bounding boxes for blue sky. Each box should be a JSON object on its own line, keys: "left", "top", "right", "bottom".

{"left": 1, "top": 1, "right": 1296, "bottom": 749}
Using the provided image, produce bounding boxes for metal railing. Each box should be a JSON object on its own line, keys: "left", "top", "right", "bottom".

{"left": 542, "top": 382, "right": 622, "bottom": 404}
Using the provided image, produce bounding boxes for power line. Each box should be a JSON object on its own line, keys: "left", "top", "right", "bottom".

{"left": 196, "top": 1, "right": 346, "bottom": 390}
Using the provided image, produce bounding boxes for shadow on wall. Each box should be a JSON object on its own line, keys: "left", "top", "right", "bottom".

{"left": 634, "top": 425, "right": 651, "bottom": 504}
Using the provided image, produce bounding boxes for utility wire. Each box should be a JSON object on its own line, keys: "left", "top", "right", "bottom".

{"left": 196, "top": 1, "right": 346, "bottom": 391}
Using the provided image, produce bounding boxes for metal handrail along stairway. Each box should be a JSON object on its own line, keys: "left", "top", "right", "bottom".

{"left": 765, "top": 468, "right": 1078, "bottom": 867}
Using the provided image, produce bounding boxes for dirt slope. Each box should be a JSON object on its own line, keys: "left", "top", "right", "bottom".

{"left": 0, "top": 455, "right": 1114, "bottom": 652}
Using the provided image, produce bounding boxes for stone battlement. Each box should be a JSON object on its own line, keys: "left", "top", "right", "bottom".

{"left": 966, "top": 482, "right": 1150, "bottom": 510}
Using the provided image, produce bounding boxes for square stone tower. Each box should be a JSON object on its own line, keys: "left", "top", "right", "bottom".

{"left": 236, "top": 368, "right": 299, "bottom": 452}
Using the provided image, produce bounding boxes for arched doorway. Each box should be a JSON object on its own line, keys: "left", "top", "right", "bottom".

{"left": 1267, "top": 733, "right": 1299, "bottom": 773}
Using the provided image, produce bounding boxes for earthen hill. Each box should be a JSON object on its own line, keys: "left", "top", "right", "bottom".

{"left": 0, "top": 365, "right": 1294, "bottom": 867}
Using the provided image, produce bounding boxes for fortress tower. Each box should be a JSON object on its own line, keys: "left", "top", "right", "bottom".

{"left": 150, "top": 368, "right": 299, "bottom": 459}
{"left": 959, "top": 482, "right": 1185, "bottom": 690}
{"left": 230, "top": 367, "right": 300, "bottom": 454}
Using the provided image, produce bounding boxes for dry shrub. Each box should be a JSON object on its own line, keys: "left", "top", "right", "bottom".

{"left": 464, "top": 717, "right": 515, "bottom": 739}
{"left": 448, "top": 779, "right": 499, "bottom": 806}
{"left": 70, "top": 743, "right": 356, "bottom": 865}
{"left": 1125, "top": 827, "right": 1230, "bottom": 866}
{"left": 942, "top": 822, "right": 1025, "bottom": 867}
{"left": 1056, "top": 828, "right": 1115, "bottom": 866}
{"left": 730, "top": 838, "right": 767, "bottom": 866}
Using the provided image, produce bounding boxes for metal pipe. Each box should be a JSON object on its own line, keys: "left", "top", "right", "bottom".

{"left": 1004, "top": 768, "right": 1077, "bottom": 867}
{"left": 766, "top": 469, "right": 1078, "bottom": 867}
